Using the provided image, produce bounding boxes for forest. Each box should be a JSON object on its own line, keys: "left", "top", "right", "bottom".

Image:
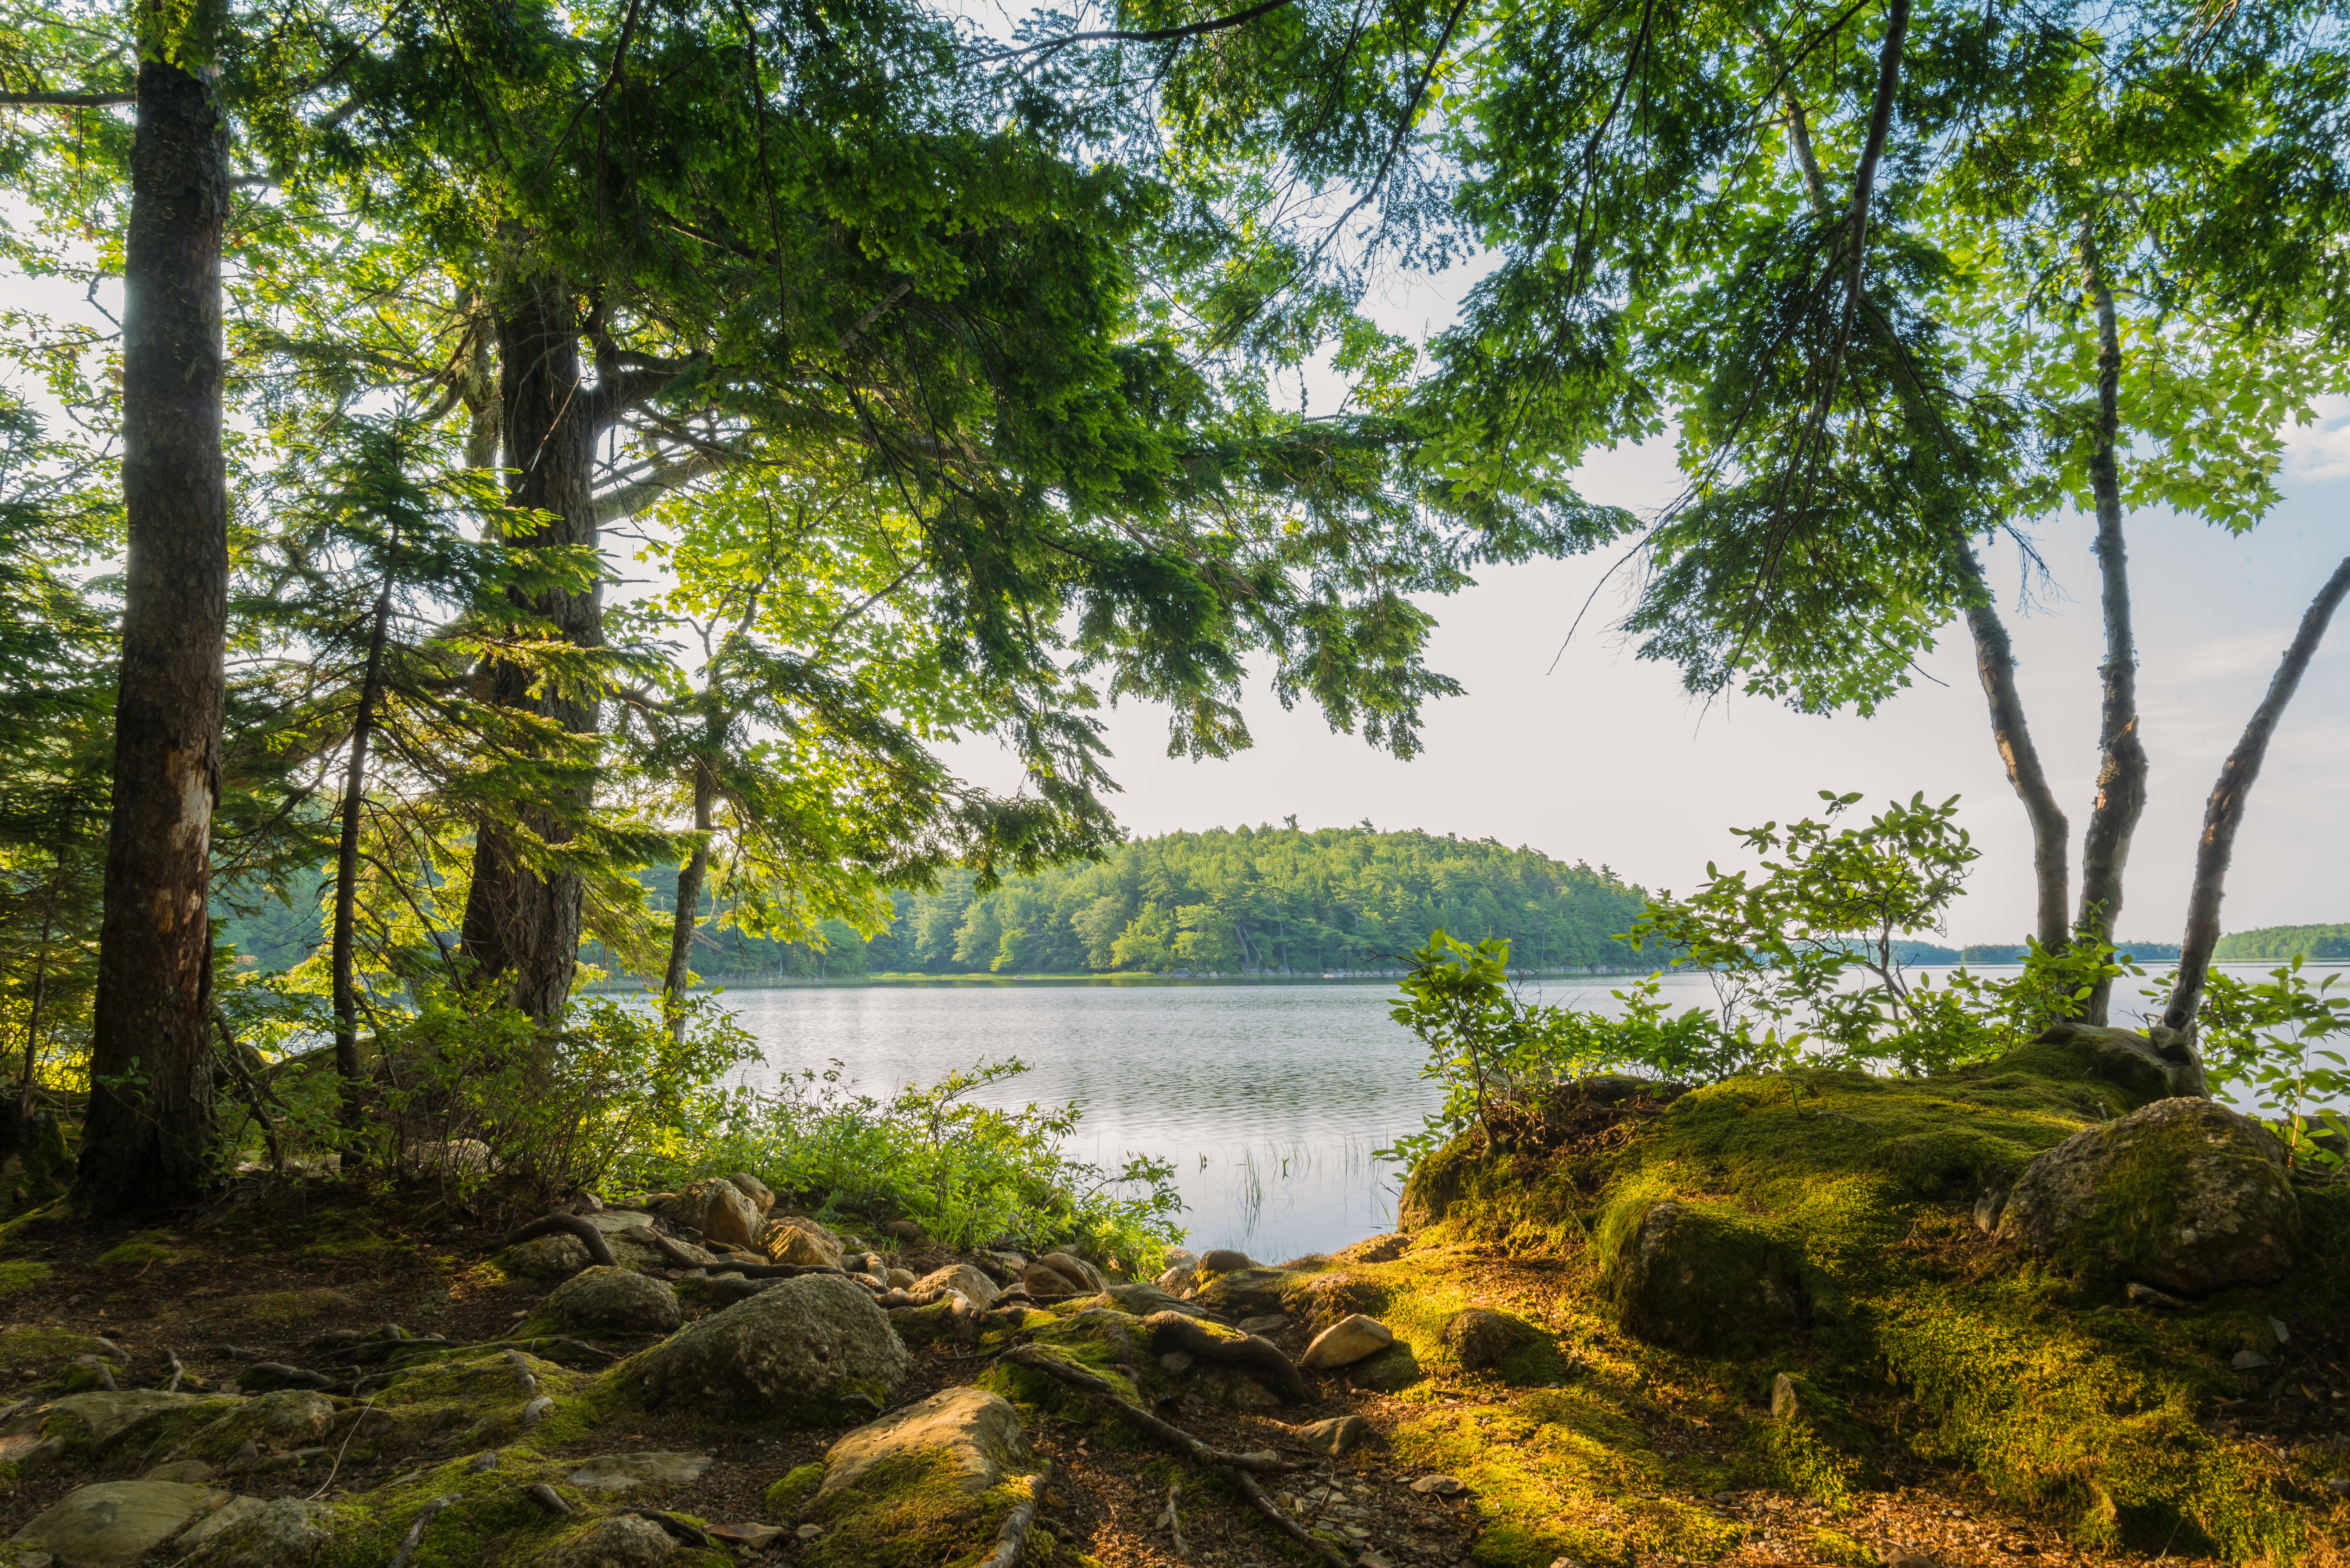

{"left": 2, "top": 0, "right": 2348, "bottom": 1259}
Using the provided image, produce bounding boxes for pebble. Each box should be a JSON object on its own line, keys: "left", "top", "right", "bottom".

{"left": 2232, "top": 1350, "right": 2272, "bottom": 1371}
{"left": 1300, "top": 1313, "right": 1394, "bottom": 1370}
{"left": 1411, "top": 1475, "right": 1466, "bottom": 1496}
{"left": 708, "top": 1523, "right": 787, "bottom": 1547}
{"left": 1236, "top": 1314, "right": 1288, "bottom": 1335}
{"left": 796, "top": 1523, "right": 824, "bottom": 1541}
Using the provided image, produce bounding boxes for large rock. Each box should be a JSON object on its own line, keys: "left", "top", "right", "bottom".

{"left": 1608, "top": 1200, "right": 1807, "bottom": 1350}
{"left": 504, "top": 1233, "right": 592, "bottom": 1280}
{"left": 1300, "top": 1314, "right": 1393, "bottom": 1370}
{"left": 727, "top": 1171, "right": 777, "bottom": 1214}
{"left": 1196, "top": 1248, "right": 1254, "bottom": 1274}
{"left": 1023, "top": 1252, "right": 1106, "bottom": 1297}
{"left": 655, "top": 1179, "right": 765, "bottom": 1252}
{"left": 763, "top": 1216, "right": 844, "bottom": 1269}
{"left": 11, "top": 1480, "right": 227, "bottom": 1568}
{"left": 542, "top": 1268, "right": 682, "bottom": 1335}
{"left": 911, "top": 1264, "right": 999, "bottom": 1308}
{"left": 177, "top": 1498, "right": 335, "bottom": 1568}
{"left": 1189, "top": 1266, "right": 1290, "bottom": 1318}
{"left": 817, "top": 1386, "right": 1032, "bottom": 1501}
{"left": 1998, "top": 1097, "right": 2299, "bottom": 1295}
{"left": 532, "top": 1515, "right": 678, "bottom": 1568}
{"left": 634, "top": 1274, "right": 910, "bottom": 1422}
{"left": 1443, "top": 1307, "right": 1539, "bottom": 1370}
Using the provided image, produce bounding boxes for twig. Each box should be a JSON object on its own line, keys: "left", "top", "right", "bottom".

{"left": 977, "top": 1458, "right": 1052, "bottom": 1568}
{"left": 1157, "top": 1479, "right": 1188, "bottom": 1561}
{"left": 309, "top": 1395, "right": 378, "bottom": 1499}
{"left": 386, "top": 1494, "right": 461, "bottom": 1568}
{"left": 163, "top": 1351, "right": 185, "bottom": 1394}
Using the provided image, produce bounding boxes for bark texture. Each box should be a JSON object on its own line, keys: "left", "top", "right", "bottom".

{"left": 661, "top": 751, "right": 718, "bottom": 1043}
{"left": 331, "top": 562, "right": 396, "bottom": 1125}
{"left": 2162, "top": 554, "right": 2350, "bottom": 1033}
{"left": 2073, "top": 237, "right": 2146, "bottom": 1024}
{"left": 457, "top": 273, "right": 601, "bottom": 1022}
{"left": 1962, "top": 554, "right": 2070, "bottom": 949}
{"left": 76, "top": 58, "right": 231, "bottom": 1213}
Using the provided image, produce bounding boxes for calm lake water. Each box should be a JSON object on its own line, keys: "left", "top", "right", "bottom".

{"left": 708, "top": 963, "right": 2342, "bottom": 1261}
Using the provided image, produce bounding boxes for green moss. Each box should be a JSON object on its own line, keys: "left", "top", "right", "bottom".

{"left": 219, "top": 1286, "right": 363, "bottom": 1324}
{"left": 2048, "top": 1113, "right": 2300, "bottom": 1285}
{"left": 792, "top": 1447, "right": 1051, "bottom": 1568}
{"left": 0, "top": 1261, "right": 49, "bottom": 1297}
{"left": 95, "top": 1230, "right": 176, "bottom": 1265}
{"left": 766, "top": 1462, "right": 826, "bottom": 1516}
{"left": 1809, "top": 1525, "right": 1877, "bottom": 1566}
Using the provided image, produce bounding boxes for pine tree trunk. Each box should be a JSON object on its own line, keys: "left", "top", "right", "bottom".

{"left": 1962, "top": 553, "right": 2070, "bottom": 949}
{"left": 330, "top": 562, "right": 396, "bottom": 1138}
{"left": 75, "top": 57, "right": 230, "bottom": 1215}
{"left": 457, "top": 273, "right": 600, "bottom": 1023}
{"left": 2162, "top": 553, "right": 2350, "bottom": 1033}
{"left": 2073, "top": 231, "right": 2146, "bottom": 1024}
{"left": 661, "top": 759, "right": 718, "bottom": 1044}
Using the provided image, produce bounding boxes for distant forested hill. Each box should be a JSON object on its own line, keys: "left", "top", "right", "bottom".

{"left": 2213, "top": 924, "right": 2350, "bottom": 961}
{"left": 662, "top": 825, "right": 1655, "bottom": 979}
{"left": 1961, "top": 939, "right": 2180, "bottom": 963}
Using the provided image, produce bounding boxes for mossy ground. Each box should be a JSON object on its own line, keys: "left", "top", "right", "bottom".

{"left": 1370, "top": 1041, "right": 2350, "bottom": 1567}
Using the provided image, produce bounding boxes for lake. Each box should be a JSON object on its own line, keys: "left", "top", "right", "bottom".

{"left": 707, "top": 963, "right": 2342, "bottom": 1261}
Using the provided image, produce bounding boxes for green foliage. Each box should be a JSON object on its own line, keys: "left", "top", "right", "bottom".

{"left": 2212, "top": 923, "right": 2350, "bottom": 963}
{"left": 625, "top": 1056, "right": 1183, "bottom": 1266}
{"left": 2176, "top": 957, "right": 2350, "bottom": 1172}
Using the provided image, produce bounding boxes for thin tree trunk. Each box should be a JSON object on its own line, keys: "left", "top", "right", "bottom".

{"left": 76, "top": 54, "right": 230, "bottom": 1215}
{"left": 331, "top": 557, "right": 397, "bottom": 1140}
{"left": 661, "top": 757, "right": 718, "bottom": 1044}
{"left": 2072, "top": 229, "right": 2147, "bottom": 1024}
{"left": 457, "top": 272, "right": 600, "bottom": 1024}
{"left": 19, "top": 856, "right": 61, "bottom": 1118}
{"left": 2162, "top": 554, "right": 2350, "bottom": 1033}
{"left": 1962, "top": 552, "right": 2071, "bottom": 949}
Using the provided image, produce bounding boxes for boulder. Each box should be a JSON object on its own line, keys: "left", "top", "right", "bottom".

{"left": 1021, "top": 1258, "right": 1094, "bottom": 1297}
{"left": 971, "top": 1250, "right": 1028, "bottom": 1283}
{"left": 911, "top": 1264, "right": 999, "bottom": 1308}
{"left": 532, "top": 1515, "right": 678, "bottom": 1568}
{"left": 177, "top": 1498, "right": 335, "bottom": 1568}
{"left": 817, "top": 1386, "right": 1032, "bottom": 1501}
{"left": 1608, "top": 1200, "right": 1807, "bottom": 1350}
{"left": 1197, "top": 1248, "right": 1254, "bottom": 1274}
{"left": 504, "top": 1233, "right": 592, "bottom": 1280}
{"left": 2026, "top": 1021, "right": 2210, "bottom": 1102}
{"left": 727, "top": 1172, "right": 777, "bottom": 1214}
{"left": 763, "top": 1216, "right": 844, "bottom": 1269}
{"left": 542, "top": 1268, "right": 682, "bottom": 1335}
{"left": 1155, "top": 1260, "right": 1197, "bottom": 1297}
{"left": 1300, "top": 1314, "right": 1394, "bottom": 1370}
{"left": 1334, "top": 1232, "right": 1411, "bottom": 1264}
{"left": 174, "top": 1496, "right": 266, "bottom": 1553}
{"left": 1443, "top": 1307, "right": 1538, "bottom": 1370}
{"left": 1189, "top": 1266, "right": 1290, "bottom": 1319}
{"left": 1997, "top": 1097, "right": 2299, "bottom": 1295}
{"left": 634, "top": 1274, "right": 911, "bottom": 1422}
{"left": 656, "top": 1179, "right": 765, "bottom": 1252}
{"left": 566, "top": 1452, "right": 715, "bottom": 1492}
{"left": 1029, "top": 1252, "right": 1106, "bottom": 1293}
{"left": 176, "top": 1391, "right": 335, "bottom": 1463}
{"left": 10, "top": 1480, "right": 227, "bottom": 1568}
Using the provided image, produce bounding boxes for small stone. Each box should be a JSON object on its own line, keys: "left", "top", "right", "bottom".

{"left": 175, "top": 1494, "right": 267, "bottom": 1552}
{"left": 1442, "top": 1307, "right": 1537, "bottom": 1370}
{"left": 884, "top": 1268, "right": 916, "bottom": 1290}
{"left": 881, "top": 1219, "right": 928, "bottom": 1244}
{"left": 1410, "top": 1474, "right": 1466, "bottom": 1496}
{"left": 2325, "top": 1475, "right": 2350, "bottom": 1496}
{"left": 912, "top": 1264, "right": 1000, "bottom": 1308}
{"left": 1288, "top": 1414, "right": 1372, "bottom": 1456}
{"left": 1237, "top": 1315, "right": 1288, "bottom": 1335}
{"left": 2268, "top": 1315, "right": 2290, "bottom": 1344}
{"left": 796, "top": 1525, "right": 824, "bottom": 1541}
{"left": 143, "top": 1460, "right": 217, "bottom": 1484}
{"left": 1882, "top": 1551, "right": 1940, "bottom": 1568}
{"left": 566, "top": 1452, "right": 717, "bottom": 1492}
{"left": 2126, "top": 1281, "right": 2191, "bottom": 1310}
{"left": 1301, "top": 1313, "right": 1394, "bottom": 1370}
{"left": 1159, "top": 1351, "right": 1194, "bottom": 1375}
{"left": 542, "top": 1267, "right": 682, "bottom": 1335}
{"left": 1155, "top": 1260, "right": 1198, "bottom": 1296}
{"left": 706, "top": 1523, "right": 786, "bottom": 1548}
{"left": 762, "top": 1217, "right": 843, "bottom": 1269}
{"left": 1770, "top": 1373, "right": 1804, "bottom": 1420}
{"left": 533, "top": 1514, "right": 678, "bottom": 1567}
{"left": 2232, "top": 1350, "right": 2272, "bottom": 1371}
{"left": 1197, "top": 1248, "right": 1254, "bottom": 1274}
{"left": 504, "top": 1233, "right": 593, "bottom": 1281}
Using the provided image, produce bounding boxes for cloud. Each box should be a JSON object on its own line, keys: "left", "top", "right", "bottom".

{"left": 2283, "top": 396, "right": 2350, "bottom": 479}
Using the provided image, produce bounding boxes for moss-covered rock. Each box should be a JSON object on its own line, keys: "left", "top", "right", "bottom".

{"left": 769, "top": 1387, "right": 1045, "bottom": 1568}
{"left": 1605, "top": 1198, "right": 1809, "bottom": 1352}
{"left": 1997, "top": 1096, "right": 2300, "bottom": 1294}
{"left": 630, "top": 1274, "right": 909, "bottom": 1424}
{"left": 535, "top": 1268, "right": 680, "bottom": 1336}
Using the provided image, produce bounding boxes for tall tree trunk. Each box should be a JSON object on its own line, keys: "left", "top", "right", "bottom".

{"left": 330, "top": 558, "right": 396, "bottom": 1142}
{"left": 2162, "top": 553, "right": 2350, "bottom": 1034}
{"left": 19, "top": 854, "right": 61, "bottom": 1118}
{"left": 75, "top": 55, "right": 230, "bottom": 1215}
{"left": 2072, "top": 229, "right": 2147, "bottom": 1024}
{"left": 457, "top": 272, "right": 600, "bottom": 1023}
{"left": 1961, "top": 551, "right": 2071, "bottom": 949}
{"left": 661, "top": 754, "right": 718, "bottom": 1044}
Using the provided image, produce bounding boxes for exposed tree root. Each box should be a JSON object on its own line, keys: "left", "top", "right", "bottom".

{"left": 1001, "top": 1346, "right": 1345, "bottom": 1565}
{"left": 504, "top": 1215, "right": 617, "bottom": 1268}
{"left": 629, "top": 1508, "right": 713, "bottom": 1548}
{"left": 1142, "top": 1310, "right": 1308, "bottom": 1402}
{"left": 976, "top": 1457, "right": 1052, "bottom": 1568}
{"left": 386, "top": 1494, "right": 461, "bottom": 1568}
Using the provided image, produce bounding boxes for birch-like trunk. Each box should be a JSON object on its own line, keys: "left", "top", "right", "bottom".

{"left": 1961, "top": 553, "right": 2071, "bottom": 949}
